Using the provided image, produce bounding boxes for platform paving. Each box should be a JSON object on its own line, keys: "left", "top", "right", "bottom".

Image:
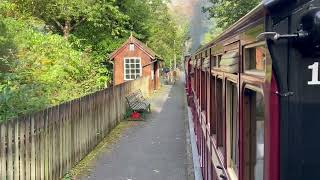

{"left": 80, "top": 79, "right": 190, "bottom": 180}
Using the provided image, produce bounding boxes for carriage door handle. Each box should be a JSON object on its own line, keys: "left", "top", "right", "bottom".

{"left": 219, "top": 174, "right": 228, "bottom": 180}
{"left": 216, "top": 165, "right": 223, "bottom": 170}
{"left": 256, "top": 31, "right": 308, "bottom": 41}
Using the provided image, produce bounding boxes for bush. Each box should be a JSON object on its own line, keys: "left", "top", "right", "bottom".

{"left": 0, "top": 17, "right": 100, "bottom": 121}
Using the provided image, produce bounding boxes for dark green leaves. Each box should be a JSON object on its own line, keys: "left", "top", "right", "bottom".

{"left": 204, "top": 0, "right": 261, "bottom": 29}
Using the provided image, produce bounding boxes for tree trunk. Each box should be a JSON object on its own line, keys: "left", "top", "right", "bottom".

{"left": 63, "top": 20, "right": 71, "bottom": 40}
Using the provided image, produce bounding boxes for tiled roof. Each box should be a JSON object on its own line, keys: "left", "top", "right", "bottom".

{"left": 109, "top": 35, "right": 162, "bottom": 60}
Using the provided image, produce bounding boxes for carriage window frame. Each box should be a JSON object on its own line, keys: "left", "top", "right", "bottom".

{"left": 244, "top": 42, "right": 267, "bottom": 76}
{"left": 226, "top": 80, "right": 239, "bottom": 178}
{"left": 243, "top": 85, "right": 265, "bottom": 180}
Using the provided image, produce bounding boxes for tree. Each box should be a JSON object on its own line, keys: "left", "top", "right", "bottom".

{"left": 145, "top": 0, "right": 188, "bottom": 67}
{"left": 116, "top": 0, "right": 151, "bottom": 41}
{"left": 204, "top": 0, "right": 260, "bottom": 29}
{"left": 201, "top": 18, "right": 222, "bottom": 45}
{"left": 11, "top": 0, "right": 128, "bottom": 39}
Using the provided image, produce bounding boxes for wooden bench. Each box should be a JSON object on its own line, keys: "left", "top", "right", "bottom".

{"left": 126, "top": 90, "right": 151, "bottom": 113}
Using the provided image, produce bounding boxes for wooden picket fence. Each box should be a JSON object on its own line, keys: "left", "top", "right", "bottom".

{"left": 0, "top": 77, "right": 149, "bottom": 180}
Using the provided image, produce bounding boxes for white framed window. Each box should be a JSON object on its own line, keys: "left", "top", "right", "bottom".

{"left": 124, "top": 57, "right": 142, "bottom": 81}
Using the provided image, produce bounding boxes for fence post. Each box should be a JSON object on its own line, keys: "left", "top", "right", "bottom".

{"left": 25, "top": 117, "right": 31, "bottom": 180}
{"left": 58, "top": 104, "right": 64, "bottom": 177}
{"left": 7, "top": 120, "right": 14, "bottom": 180}
{"left": 19, "top": 117, "right": 26, "bottom": 180}
{"left": 39, "top": 111, "right": 45, "bottom": 180}
{"left": 14, "top": 119, "right": 20, "bottom": 180}
{"left": 0, "top": 123, "right": 7, "bottom": 179}
{"left": 30, "top": 116, "right": 36, "bottom": 179}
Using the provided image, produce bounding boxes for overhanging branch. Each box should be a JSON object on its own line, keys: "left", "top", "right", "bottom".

{"left": 52, "top": 18, "right": 64, "bottom": 31}
{"left": 70, "top": 17, "right": 87, "bottom": 31}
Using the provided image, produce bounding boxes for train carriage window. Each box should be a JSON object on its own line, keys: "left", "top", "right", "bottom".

{"left": 210, "top": 76, "right": 216, "bottom": 135}
{"left": 197, "top": 59, "right": 201, "bottom": 99}
{"left": 205, "top": 72, "right": 209, "bottom": 115}
{"left": 216, "top": 78, "right": 225, "bottom": 155}
{"left": 217, "top": 54, "right": 223, "bottom": 68}
{"left": 206, "top": 73, "right": 209, "bottom": 120}
{"left": 211, "top": 55, "right": 216, "bottom": 68}
{"left": 243, "top": 88, "right": 265, "bottom": 180}
{"left": 195, "top": 68, "right": 198, "bottom": 97}
{"left": 196, "top": 59, "right": 200, "bottom": 99}
{"left": 244, "top": 42, "right": 267, "bottom": 76}
{"left": 197, "top": 69, "right": 200, "bottom": 99}
{"left": 194, "top": 71, "right": 196, "bottom": 92}
{"left": 201, "top": 70, "right": 206, "bottom": 111}
{"left": 226, "top": 81, "right": 239, "bottom": 176}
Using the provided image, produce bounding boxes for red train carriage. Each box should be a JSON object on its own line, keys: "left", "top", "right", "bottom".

{"left": 185, "top": 0, "right": 320, "bottom": 180}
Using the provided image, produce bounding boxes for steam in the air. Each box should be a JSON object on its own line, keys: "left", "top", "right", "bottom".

{"left": 189, "top": 0, "right": 211, "bottom": 52}
{"left": 170, "top": 0, "right": 211, "bottom": 53}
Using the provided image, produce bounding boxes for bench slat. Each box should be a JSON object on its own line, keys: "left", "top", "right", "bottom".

{"left": 126, "top": 90, "right": 150, "bottom": 112}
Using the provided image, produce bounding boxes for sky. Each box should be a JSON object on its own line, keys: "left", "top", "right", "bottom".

{"left": 169, "top": 0, "right": 211, "bottom": 52}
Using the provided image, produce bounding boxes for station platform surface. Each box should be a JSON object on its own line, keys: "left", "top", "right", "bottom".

{"left": 80, "top": 79, "right": 191, "bottom": 180}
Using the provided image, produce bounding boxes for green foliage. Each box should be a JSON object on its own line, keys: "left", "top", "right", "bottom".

{"left": 116, "top": 0, "right": 151, "bottom": 41}
{"left": 145, "top": 0, "right": 189, "bottom": 67}
{"left": 201, "top": 19, "right": 223, "bottom": 45}
{"left": 63, "top": 173, "right": 72, "bottom": 180}
{"left": 0, "top": 1, "right": 20, "bottom": 18}
{"left": 0, "top": 18, "right": 100, "bottom": 121}
{"left": 204, "top": 0, "right": 261, "bottom": 30}
{"left": 11, "top": 0, "right": 129, "bottom": 39}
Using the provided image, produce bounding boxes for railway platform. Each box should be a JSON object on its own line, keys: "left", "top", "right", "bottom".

{"left": 78, "top": 78, "right": 195, "bottom": 180}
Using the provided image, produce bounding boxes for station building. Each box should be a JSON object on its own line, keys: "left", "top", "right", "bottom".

{"left": 109, "top": 35, "right": 162, "bottom": 91}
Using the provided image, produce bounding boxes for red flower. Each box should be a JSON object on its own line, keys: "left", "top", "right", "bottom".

{"left": 131, "top": 112, "right": 141, "bottom": 119}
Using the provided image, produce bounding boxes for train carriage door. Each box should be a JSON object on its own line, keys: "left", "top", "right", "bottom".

{"left": 265, "top": 0, "right": 320, "bottom": 179}
{"left": 243, "top": 88, "right": 265, "bottom": 180}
